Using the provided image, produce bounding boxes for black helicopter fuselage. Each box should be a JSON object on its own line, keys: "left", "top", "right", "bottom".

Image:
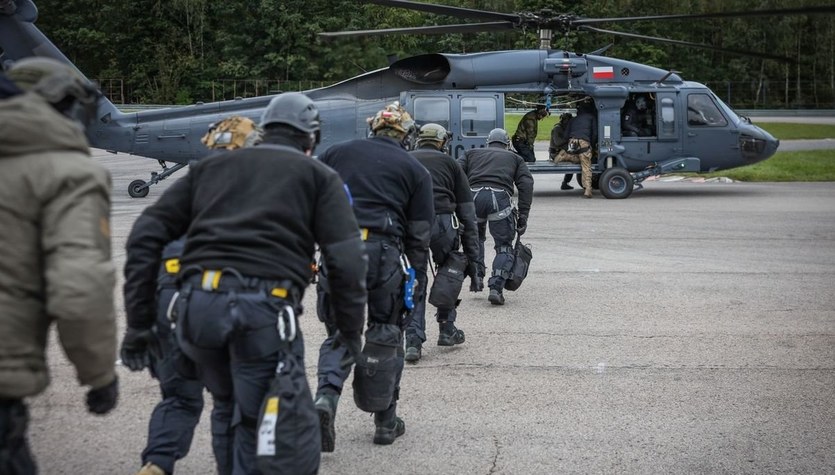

{"left": 0, "top": 1, "right": 778, "bottom": 199}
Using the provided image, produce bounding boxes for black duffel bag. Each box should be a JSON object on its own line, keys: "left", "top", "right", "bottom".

{"left": 255, "top": 307, "right": 320, "bottom": 475}
{"left": 428, "top": 250, "right": 467, "bottom": 308}
{"left": 504, "top": 237, "right": 533, "bottom": 291}
{"left": 353, "top": 322, "right": 402, "bottom": 413}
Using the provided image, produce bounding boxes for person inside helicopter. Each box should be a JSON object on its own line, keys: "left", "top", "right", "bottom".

{"left": 621, "top": 93, "right": 655, "bottom": 137}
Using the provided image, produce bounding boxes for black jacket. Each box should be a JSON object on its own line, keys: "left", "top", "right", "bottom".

{"left": 318, "top": 136, "right": 434, "bottom": 279}
{"left": 410, "top": 146, "right": 481, "bottom": 267}
{"left": 457, "top": 144, "right": 534, "bottom": 219}
{"left": 124, "top": 144, "right": 367, "bottom": 333}
{"left": 567, "top": 107, "right": 597, "bottom": 144}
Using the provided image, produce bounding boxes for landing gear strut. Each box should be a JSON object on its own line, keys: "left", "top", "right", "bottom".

{"left": 127, "top": 160, "right": 188, "bottom": 198}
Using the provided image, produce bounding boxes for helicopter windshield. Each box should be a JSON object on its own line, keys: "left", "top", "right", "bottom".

{"left": 711, "top": 93, "right": 741, "bottom": 125}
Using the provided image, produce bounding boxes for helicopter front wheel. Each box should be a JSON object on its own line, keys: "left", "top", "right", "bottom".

{"left": 599, "top": 167, "right": 634, "bottom": 199}
{"left": 128, "top": 179, "right": 150, "bottom": 198}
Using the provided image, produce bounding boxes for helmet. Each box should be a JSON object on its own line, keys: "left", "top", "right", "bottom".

{"left": 416, "top": 123, "right": 448, "bottom": 148}
{"left": 486, "top": 128, "right": 510, "bottom": 145}
{"left": 6, "top": 57, "right": 100, "bottom": 108}
{"left": 202, "top": 116, "right": 262, "bottom": 150}
{"left": 260, "top": 92, "right": 320, "bottom": 135}
{"left": 635, "top": 96, "right": 647, "bottom": 110}
{"left": 368, "top": 102, "right": 415, "bottom": 136}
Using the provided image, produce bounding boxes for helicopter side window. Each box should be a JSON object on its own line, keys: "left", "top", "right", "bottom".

{"left": 687, "top": 94, "right": 727, "bottom": 127}
{"left": 621, "top": 93, "right": 656, "bottom": 137}
{"left": 413, "top": 97, "right": 450, "bottom": 131}
{"left": 660, "top": 97, "right": 675, "bottom": 137}
{"left": 460, "top": 97, "right": 497, "bottom": 137}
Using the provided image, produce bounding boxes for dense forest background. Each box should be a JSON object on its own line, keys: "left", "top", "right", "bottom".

{"left": 32, "top": 0, "right": 835, "bottom": 108}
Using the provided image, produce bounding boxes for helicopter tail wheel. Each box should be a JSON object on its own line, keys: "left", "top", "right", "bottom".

{"left": 128, "top": 179, "right": 150, "bottom": 198}
{"left": 599, "top": 167, "right": 634, "bottom": 199}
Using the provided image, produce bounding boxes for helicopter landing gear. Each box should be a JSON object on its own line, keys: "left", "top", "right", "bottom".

{"left": 128, "top": 179, "right": 150, "bottom": 198}
{"left": 599, "top": 167, "right": 635, "bottom": 199}
{"left": 127, "top": 160, "right": 189, "bottom": 198}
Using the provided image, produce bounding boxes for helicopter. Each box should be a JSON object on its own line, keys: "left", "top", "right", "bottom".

{"left": 1, "top": 1, "right": 831, "bottom": 199}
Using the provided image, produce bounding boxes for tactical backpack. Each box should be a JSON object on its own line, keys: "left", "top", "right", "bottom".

{"left": 504, "top": 236, "right": 532, "bottom": 291}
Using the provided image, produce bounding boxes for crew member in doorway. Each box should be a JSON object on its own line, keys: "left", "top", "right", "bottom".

{"left": 549, "top": 112, "right": 575, "bottom": 190}
{"left": 556, "top": 98, "right": 597, "bottom": 198}
{"left": 512, "top": 105, "right": 549, "bottom": 163}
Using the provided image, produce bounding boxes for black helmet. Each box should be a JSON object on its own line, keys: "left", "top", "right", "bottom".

{"left": 260, "top": 92, "right": 320, "bottom": 135}
{"left": 486, "top": 128, "right": 510, "bottom": 145}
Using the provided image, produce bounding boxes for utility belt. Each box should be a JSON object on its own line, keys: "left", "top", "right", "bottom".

{"left": 360, "top": 227, "right": 402, "bottom": 246}
{"left": 566, "top": 138, "right": 591, "bottom": 155}
{"left": 179, "top": 266, "right": 299, "bottom": 301}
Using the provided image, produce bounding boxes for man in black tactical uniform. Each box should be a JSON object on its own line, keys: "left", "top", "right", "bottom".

{"left": 122, "top": 93, "right": 367, "bottom": 474}
{"left": 622, "top": 94, "right": 654, "bottom": 137}
{"left": 549, "top": 112, "right": 575, "bottom": 190}
{"left": 458, "top": 128, "right": 534, "bottom": 306}
{"left": 122, "top": 116, "right": 263, "bottom": 475}
{"left": 314, "top": 102, "right": 434, "bottom": 450}
{"left": 405, "top": 123, "right": 482, "bottom": 363}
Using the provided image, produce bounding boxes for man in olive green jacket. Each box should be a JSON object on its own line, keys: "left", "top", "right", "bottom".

{"left": 0, "top": 59, "right": 118, "bottom": 474}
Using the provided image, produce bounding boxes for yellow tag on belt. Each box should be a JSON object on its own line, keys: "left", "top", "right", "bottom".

{"left": 361, "top": 228, "right": 369, "bottom": 241}
{"left": 271, "top": 288, "right": 288, "bottom": 298}
{"left": 164, "top": 258, "right": 180, "bottom": 274}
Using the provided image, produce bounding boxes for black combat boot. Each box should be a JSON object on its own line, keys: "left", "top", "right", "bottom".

{"left": 488, "top": 287, "right": 505, "bottom": 305}
{"left": 437, "top": 321, "right": 465, "bottom": 346}
{"left": 373, "top": 406, "right": 405, "bottom": 445}
{"left": 314, "top": 390, "right": 339, "bottom": 452}
{"left": 404, "top": 334, "right": 422, "bottom": 363}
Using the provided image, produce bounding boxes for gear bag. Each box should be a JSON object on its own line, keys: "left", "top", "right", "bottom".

{"left": 428, "top": 250, "right": 467, "bottom": 308}
{"left": 256, "top": 306, "right": 320, "bottom": 475}
{"left": 353, "top": 322, "right": 402, "bottom": 413}
{"left": 504, "top": 236, "right": 533, "bottom": 291}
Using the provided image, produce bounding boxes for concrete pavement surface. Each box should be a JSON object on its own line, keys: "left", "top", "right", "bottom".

{"left": 26, "top": 149, "right": 835, "bottom": 474}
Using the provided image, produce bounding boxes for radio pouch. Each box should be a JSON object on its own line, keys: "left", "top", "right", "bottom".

{"left": 353, "top": 322, "right": 402, "bottom": 413}
{"left": 504, "top": 237, "right": 533, "bottom": 291}
{"left": 428, "top": 251, "right": 467, "bottom": 308}
{"left": 256, "top": 307, "right": 320, "bottom": 475}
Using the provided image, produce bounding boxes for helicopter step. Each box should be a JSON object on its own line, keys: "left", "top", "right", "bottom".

{"left": 128, "top": 160, "right": 188, "bottom": 198}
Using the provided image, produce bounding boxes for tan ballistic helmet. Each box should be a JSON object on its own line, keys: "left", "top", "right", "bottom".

{"left": 416, "top": 123, "right": 448, "bottom": 148}
{"left": 367, "top": 102, "right": 415, "bottom": 135}
{"left": 201, "top": 116, "right": 262, "bottom": 150}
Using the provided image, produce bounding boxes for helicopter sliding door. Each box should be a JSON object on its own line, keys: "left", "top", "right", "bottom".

{"left": 402, "top": 91, "right": 504, "bottom": 159}
{"left": 684, "top": 92, "right": 737, "bottom": 171}
{"left": 618, "top": 92, "right": 679, "bottom": 169}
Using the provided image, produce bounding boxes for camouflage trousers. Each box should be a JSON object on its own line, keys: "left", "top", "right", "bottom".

{"left": 556, "top": 139, "right": 593, "bottom": 196}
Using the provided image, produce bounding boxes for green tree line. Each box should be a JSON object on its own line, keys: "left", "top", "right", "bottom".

{"left": 32, "top": 0, "right": 835, "bottom": 107}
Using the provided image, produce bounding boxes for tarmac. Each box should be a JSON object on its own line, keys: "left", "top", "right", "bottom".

{"left": 26, "top": 146, "right": 835, "bottom": 474}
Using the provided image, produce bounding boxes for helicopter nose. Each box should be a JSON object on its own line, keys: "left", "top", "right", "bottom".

{"left": 740, "top": 127, "right": 779, "bottom": 164}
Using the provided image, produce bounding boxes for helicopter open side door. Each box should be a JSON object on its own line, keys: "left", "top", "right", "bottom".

{"left": 401, "top": 91, "right": 505, "bottom": 159}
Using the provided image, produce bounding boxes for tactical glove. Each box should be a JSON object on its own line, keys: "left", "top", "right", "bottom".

{"left": 86, "top": 376, "right": 118, "bottom": 415}
{"left": 516, "top": 215, "right": 528, "bottom": 236}
{"left": 465, "top": 261, "right": 482, "bottom": 292}
{"left": 119, "top": 327, "right": 160, "bottom": 372}
{"left": 333, "top": 330, "right": 363, "bottom": 359}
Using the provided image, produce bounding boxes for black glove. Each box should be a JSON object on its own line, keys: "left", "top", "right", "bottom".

{"left": 516, "top": 215, "right": 528, "bottom": 236}
{"left": 467, "top": 261, "right": 483, "bottom": 292}
{"left": 119, "top": 327, "right": 160, "bottom": 372}
{"left": 332, "top": 330, "right": 363, "bottom": 359}
{"left": 86, "top": 376, "right": 118, "bottom": 415}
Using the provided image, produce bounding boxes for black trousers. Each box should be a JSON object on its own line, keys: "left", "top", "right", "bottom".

{"left": 471, "top": 188, "right": 517, "bottom": 291}
{"left": 316, "top": 237, "right": 406, "bottom": 413}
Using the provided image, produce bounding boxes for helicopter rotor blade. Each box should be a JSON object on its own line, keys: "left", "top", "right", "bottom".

{"left": 574, "top": 5, "right": 835, "bottom": 25}
{"left": 319, "top": 21, "right": 516, "bottom": 39}
{"left": 578, "top": 25, "right": 796, "bottom": 63}
{"left": 360, "top": 0, "right": 519, "bottom": 23}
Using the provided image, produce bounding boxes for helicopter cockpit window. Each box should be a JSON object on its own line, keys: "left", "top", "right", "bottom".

{"left": 687, "top": 94, "right": 727, "bottom": 127}
{"left": 460, "top": 97, "right": 497, "bottom": 137}
{"left": 413, "top": 97, "right": 450, "bottom": 131}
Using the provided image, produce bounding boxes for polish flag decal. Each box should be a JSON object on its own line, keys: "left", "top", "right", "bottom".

{"left": 592, "top": 66, "right": 615, "bottom": 79}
